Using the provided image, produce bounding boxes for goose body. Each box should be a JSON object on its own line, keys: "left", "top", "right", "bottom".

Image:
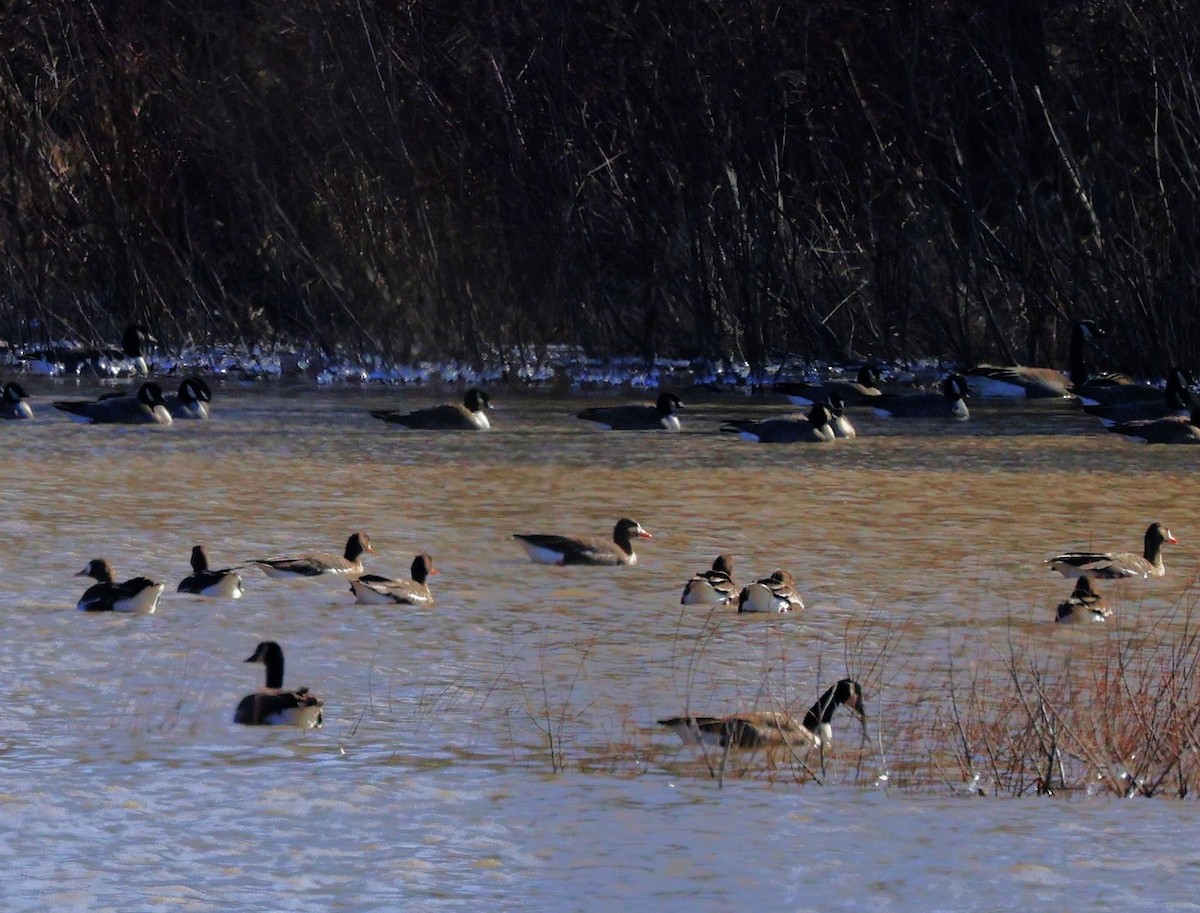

{"left": 966, "top": 319, "right": 1101, "bottom": 398}
{"left": 75, "top": 559, "right": 165, "bottom": 613}
{"left": 1078, "top": 367, "right": 1193, "bottom": 417}
{"left": 233, "top": 641, "right": 324, "bottom": 728}
{"left": 659, "top": 678, "right": 865, "bottom": 751}
{"left": 774, "top": 366, "right": 883, "bottom": 407}
{"left": 720, "top": 403, "right": 835, "bottom": 443}
{"left": 513, "top": 518, "right": 652, "bottom": 566}
{"left": 737, "top": 570, "right": 804, "bottom": 613}
{"left": 1106, "top": 410, "right": 1200, "bottom": 445}
{"left": 872, "top": 374, "right": 969, "bottom": 419}
{"left": 0, "top": 382, "right": 33, "bottom": 419}
{"left": 577, "top": 392, "right": 683, "bottom": 431}
{"left": 349, "top": 554, "right": 436, "bottom": 605}
{"left": 1047, "top": 523, "right": 1176, "bottom": 579}
{"left": 370, "top": 388, "right": 491, "bottom": 430}
{"left": 53, "top": 381, "right": 173, "bottom": 425}
{"left": 680, "top": 555, "right": 737, "bottom": 606}
{"left": 252, "top": 532, "right": 374, "bottom": 579}
{"left": 178, "top": 545, "right": 244, "bottom": 598}
{"left": 1055, "top": 577, "right": 1112, "bottom": 624}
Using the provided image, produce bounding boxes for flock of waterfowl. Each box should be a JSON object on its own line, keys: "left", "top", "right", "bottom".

{"left": 3, "top": 316, "right": 1191, "bottom": 756}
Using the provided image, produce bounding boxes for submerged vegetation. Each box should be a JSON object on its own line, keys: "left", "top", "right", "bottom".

{"left": 3, "top": 1, "right": 1200, "bottom": 374}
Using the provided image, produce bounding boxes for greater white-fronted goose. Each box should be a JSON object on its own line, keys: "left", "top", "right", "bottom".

{"left": 1047, "top": 523, "right": 1176, "bottom": 579}
{"left": 513, "top": 518, "right": 652, "bottom": 566}
{"left": 577, "top": 392, "right": 683, "bottom": 431}
{"left": 737, "top": 570, "right": 804, "bottom": 613}
{"left": 233, "top": 641, "right": 324, "bottom": 728}
{"left": 680, "top": 555, "right": 736, "bottom": 606}
{"left": 177, "top": 545, "right": 244, "bottom": 598}
{"left": 167, "top": 377, "right": 212, "bottom": 420}
{"left": 1105, "top": 409, "right": 1200, "bottom": 445}
{"left": 872, "top": 374, "right": 969, "bottom": 419}
{"left": 349, "top": 554, "right": 436, "bottom": 605}
{"left": 0, "top": 381, "right": 33, "bottom": 420}
{"left": 53, "top": 381, "right": 173, "bottom": 425}
{"left": 370, "top": 388, "right": 491, "bottom": 430}
{"left": 1055, "top": 577, "right": 1112, "bottom": 624}
{"left": 720, "top": 402, "right": 835, "bottom": 443}
{"left": 75, "top": 559, "right": 166, "bottom": 614}
{"left": 827, "top": 393, "right": 857, "bottom": 439}
{"left": 774, "top": 365, "right": 883, "bottom": 407}
{"left": 658, "top": 678, "right": 865, "bottom": 751}
{"left": 966, "top": 319, "right": 1102, "bottom": 398}
{"left": 251, "top": 532, "right": 374, "bottom": 579}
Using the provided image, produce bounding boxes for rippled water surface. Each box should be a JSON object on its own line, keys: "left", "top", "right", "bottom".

{"left": 3, "top": 379, "right": 1198, "bottom": 911}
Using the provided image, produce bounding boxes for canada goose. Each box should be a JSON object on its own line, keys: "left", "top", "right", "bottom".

{"left": 251, "top": 532, "right": 374, "bottom": 579}
{"left": 177, "top": 545, "right": 244, "bottom": 598}
{"left": 658, "top": 678, "right": 866, "bottom": 750}
{"left": 577, "top": 392, "right": 683, "bottom": 431}
{"left": 20, "top": 323, "right": 154, "bottom": 376}
{"left": 737, "top": 570, "right": 804, "bottom": 613}
{"left": 680, "top": 555, "right": 737, "bottom": 606}
{"left": 53, "top": 381, "right": 173, "bottom": 425}
{"left": 720, "top": 403, "right": 836, "bottom": 443}
{"left": 167, "top": 377, "right": 212, "bottom": 420}
{"left": 826, "top": 393, "right": 857, "bottom": 439}
{"left": 513, "top": 518, "right": 652, "bottom": 566}
{"left": 1078, "top": 367, "right": 1194, "bottom": 416}
{"left": 774, "top": 365, "right": 883, "bottom": 406}
{"left": 1048, "top": 523, "right": 1176, "bottom": 579}
{"left": 370, "top": 388, "right": 491, "bottom": 430}
{"left": 233, "top": 641, "right": 324, "bottom": 728}
{"left": 1055, "top": 577, "right": 1112, "bottom": 623}
{"left": 0, "top": 381, "right": 33, "bottom": 420}
{"left": 872, "top": 374, "right": 969, "bottom": 419}
{"left": 75, "top": 559, "right": 165, "bottom": 613}
{"left": 349, "top": 554, "right": 437, "bottom": 605}
{"left": 1105, "top": 409, "right": 1200, "bottom": 445}
{"left": 966, "top": 319, "right": 1100, "bottom": 398}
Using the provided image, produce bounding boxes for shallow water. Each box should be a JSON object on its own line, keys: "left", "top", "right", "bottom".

{"left": 3, "top": 379, "right": 1197, "bottom": 910}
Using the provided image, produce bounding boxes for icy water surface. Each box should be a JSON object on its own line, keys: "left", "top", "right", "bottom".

{"left": 2, "top": 379, "right": 1197, "bottom": 911}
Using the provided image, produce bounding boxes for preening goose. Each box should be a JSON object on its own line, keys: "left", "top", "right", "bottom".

{"left": 720, "top": 402, "right": 836, "bottom": 443}
{"left": 513, "top": 518, "right": 652, "bottom": 566}
{"left": 1055, "top": 577, "right": 1112, "bottom": 624}
{"left": 167, "top": 377, "right": 212, "bottom": 420}
{"left": 350, "top": 554, "right": 437, "bottom": 605}
{"left": 658, "top": 678, "right": 866, "bottom": 751}
{"left": 1047, "top": 523, "right": 1176, "bottom": 579}
{"left": 680, "top": 555, "right": 737, "bottom": 606}
{"left": 826, "top": 393, "right": 857, "bottom": 439}
{"left": 233, "top": 641, "right": 324, "bottom": 728}
{"left": 0, "top": 381, "right": 33, "bottom": 420}
{"left": 737, "top": 570, "right": 804, "bottom": 613}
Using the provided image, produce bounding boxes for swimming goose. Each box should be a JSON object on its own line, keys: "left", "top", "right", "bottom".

{"left": 872, "top": 374, "right": 969, "bottom": 419}
{"left": 0, "top": 381, "right": 33, "bottom": 419}
{"left": 680, "top": 555, "right": 737, "bottom": 606}
{"left": 1081, "top": 368, "right": 1194, "bottom": 423}
{"left": 370, "top": 388, "right": 491, "bottom": 430}
{"left": 177, "top": 545, "right": 244, "bottom": 598}
{"left": 75, "top": 559, "right": 166, "bottom": 613}
{"left": 966, "top": 319, "right": 1101, "bottom": 398}
{"left": 1047, "top": 523, "right": 1176, "bottom": 579}
{"left": 774, "top": 365, "right": 883, "bottom": 406}
{"left": 251, "top": 532, "right": 374, "bottom": 579}
{"left": 826, "top": 393, "right": 857, "bottom": 439}
{"left": 53, "top": 381, "right": 173, "bottom": 425}
{"left": 349, "top": 554, "right": 437, "bottom": 605}
{"left": 658, "top": 678, "right": 866, "bottom": 750}
{"left": 167, "top": 377, "right": 212, "bottom": 420}
{"left": 1105, "top": 409, "right": 1200, "bottom": 445}
{"left": 737, "top": 570, "right": 804, "bottom": 613}
{"left": 1055, "top": 577, "right": 1112, "bottom": 623}
{"left": 577, "top": 392, "right": 683, "bottom": 431}
{"left": 233, "top": 641, "right": 324, "bottom": 728}
{"left": 513, "top": 518, "right": 652, "bottom": 566}
{"left": 720, "top": 402, "right": 836, "bottom": 443}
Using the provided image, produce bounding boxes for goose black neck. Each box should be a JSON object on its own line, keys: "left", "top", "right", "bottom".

{"left": 191, "top": 547, "right": 209, "bottom": 573}
{"left": 263, "top": 653, "right": 285, "bottom": 689}
{"left": 802, "top": 683, "right": 843, "bottom": 732}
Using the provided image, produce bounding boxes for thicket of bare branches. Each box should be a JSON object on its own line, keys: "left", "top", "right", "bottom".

{"left": 3, "top": 1, "right": 1199, "bottom": 373}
